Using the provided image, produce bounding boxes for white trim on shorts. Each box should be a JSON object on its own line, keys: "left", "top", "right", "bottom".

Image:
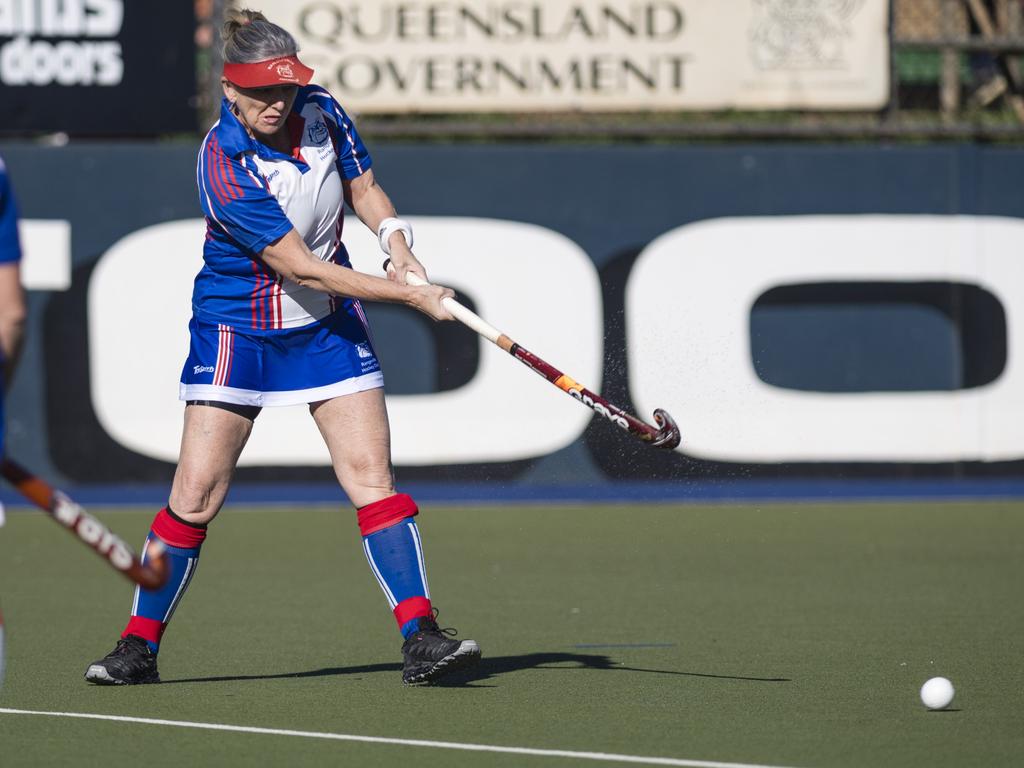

{"left": 179, "top": 371, "right": 385, "bottom": 407}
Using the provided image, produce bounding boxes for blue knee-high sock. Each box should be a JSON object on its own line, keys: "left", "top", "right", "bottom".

{"left": 122, "top": 507, "right": 206, "bottom": 653}
{"left": 357, "top": 494, "right": 432, "bottom": 638}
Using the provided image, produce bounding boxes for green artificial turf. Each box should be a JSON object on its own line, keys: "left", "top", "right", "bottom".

{"left": 1, "top": 501, "right": 1022, "bottom": 767}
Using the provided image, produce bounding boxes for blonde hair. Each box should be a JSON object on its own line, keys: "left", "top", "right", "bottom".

{"left": 222, "top": 8, "right": 298, "bottom": 64}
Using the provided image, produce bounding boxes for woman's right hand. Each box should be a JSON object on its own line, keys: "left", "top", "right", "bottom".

{"left": 410, "top": 283, "right": 456, "bottom": 322}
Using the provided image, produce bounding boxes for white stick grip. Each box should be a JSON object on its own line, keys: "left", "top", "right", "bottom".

{"left": 404, "top": 272, "right": 504, "bottom": 345}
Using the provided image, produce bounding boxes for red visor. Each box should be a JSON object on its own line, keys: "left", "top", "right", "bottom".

{"left": 223, "top": 55, "right": 314, "bottom": 88}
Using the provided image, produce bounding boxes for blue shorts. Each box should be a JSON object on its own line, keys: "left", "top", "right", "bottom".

{"left": 179, "top": 303, "right": 384, "bottom": 407}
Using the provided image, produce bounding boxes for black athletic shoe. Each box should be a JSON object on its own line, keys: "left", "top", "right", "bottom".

{"left": 84, "top": 634, "right": 160, "bottom": 685}
{"left": 401, "top": 614, "right": 481, "bottom": 686}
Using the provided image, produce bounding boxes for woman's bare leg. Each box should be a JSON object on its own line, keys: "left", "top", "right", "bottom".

{"left": 85, "top": 403, "right": 255, "bottom": 684}
{"left": 170, "top": 404, "right": 255, "bottom": 524}
{"left": 310, "top": 388, "right": 395, "bottom": 508}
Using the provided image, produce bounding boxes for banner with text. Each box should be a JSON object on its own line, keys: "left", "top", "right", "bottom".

{"left": 9, "top": 141, "right": 1022, "bottom": 497}
{"left": 256, "top": 0, "right": 890, "bottom": 112}
{"left": 0, "top": 1, "right": 195, "bottom": 134}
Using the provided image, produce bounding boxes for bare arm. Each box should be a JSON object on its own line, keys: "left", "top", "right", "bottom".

{"left": 258, "top": 229, "right": 454, "bottom": 321}
{"left": 0, "top": 262, "right": 25, "bottom": 385}
{"left": 343, "top": 169, "right": 424, "bottom": 284}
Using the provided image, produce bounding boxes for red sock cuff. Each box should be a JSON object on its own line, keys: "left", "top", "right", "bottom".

{"left": 123, "top": 615, "right": 165, "bottom": 645}
{"left": 357, "top": 493, "right": 418, "bottom": 537}
{"left": 151, "top": 507, "right": 207, "bottom": 549}
{"left": 394, "top": 596, "right": 433, "bottom": 628}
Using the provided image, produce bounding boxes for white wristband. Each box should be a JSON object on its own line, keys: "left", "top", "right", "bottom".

{"left": 377, "top": 217, "right": 414, "bottom": 255}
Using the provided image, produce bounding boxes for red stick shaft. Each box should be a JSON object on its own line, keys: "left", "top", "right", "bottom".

{"left": 391, "top": 265, "right": 680, "bottom": 450}
{"left": 509, "top": 344, "right": 661, "bottom": 442}
{"left": 0, "top": 459, "right": 169, "bottom": 590}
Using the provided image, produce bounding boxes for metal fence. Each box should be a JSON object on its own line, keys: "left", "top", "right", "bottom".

{"left": 194, "top": 1, "right": 1024, "bottom": 140}
{"left": 892, "top": 0, "right": 1024, "bottom": 134}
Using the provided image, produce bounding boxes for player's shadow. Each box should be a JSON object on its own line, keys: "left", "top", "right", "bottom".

{"left": 160, "top": 652, "right": 790, "bottom": 688}
{"left": 430, "top": 652, "right": 791, "bottom": 688}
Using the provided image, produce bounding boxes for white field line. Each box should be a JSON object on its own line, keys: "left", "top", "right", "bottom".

{"left": 0, "top": 708, "right": 803, "bottom": 768}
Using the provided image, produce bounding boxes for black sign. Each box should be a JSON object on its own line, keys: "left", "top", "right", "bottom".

{"left": 0, "top": 1, "right": 195, "bottom": 135}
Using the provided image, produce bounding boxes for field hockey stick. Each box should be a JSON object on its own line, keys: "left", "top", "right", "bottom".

{"left": 393, "top": 263, "right": 681, "bottom": 450}
{"left": 0, "top": 458, "right": 169, "bottom": 589}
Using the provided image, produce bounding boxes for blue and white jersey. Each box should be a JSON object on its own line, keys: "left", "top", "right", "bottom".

{"left": 0, "top": 155, "right": 21, "bottom": 460}
{"left": 0, "top": 156, "right": 21, "bottom": 266}
{"left": 195, "top": 86, "right": 372, "bottom": 332}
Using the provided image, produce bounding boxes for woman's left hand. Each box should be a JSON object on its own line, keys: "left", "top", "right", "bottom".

{"left": 385, "top": 240, "right": 428, "bottom": 286}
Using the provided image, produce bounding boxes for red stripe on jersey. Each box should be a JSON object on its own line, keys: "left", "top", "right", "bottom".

{"left": 207, "top": 136, "right": 229, "bottom": 203}
{"left": 204, "top": 140, "right": 229, "bottom": 206}
{"left": 249, "top": 261, "right": 260, "bottom": 329}
{"left": 205, "top": 136, "right": 230, "bottom": 202}
{"left": 250, "top": 263, "right": 268, "bottom": 331}
{"left": 259, "top": 273, "right": 268, "bottom": 330}
{"left": 212, "top": 138, "right": 236, "bottom": 202}
{"left": 268, "top": 272, "right": 276, "bottom": 329}
{"left": 331, "top": 215, "right": 343, "bottom": 262}
{"left": 268, "top": 282, "right": 275, "bottom": 330}
{"left": 222, "top": 147, "right": 241, "bottom": 199}
{"left": 353, "top": 299, "right": 371, "bottom": 335}
{"left": 339, "top": 116, "right": 365, "bottom": 175}
{"left": 275, "top": 276, "right": 283, "bottom": 329}
{"left": 265, "top": 275, "right": 275, "bottom": 329}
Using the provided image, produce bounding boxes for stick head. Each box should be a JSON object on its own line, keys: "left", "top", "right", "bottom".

{"left": 650, "top": 408, "right": 681, "bottom": 450}
{"left": 136, "top": 539, "right": 171, "bottom": 590}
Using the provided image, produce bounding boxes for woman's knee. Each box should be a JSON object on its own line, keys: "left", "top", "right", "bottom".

{"left": 348, "top": 455, "right": 394, "bottom": 486}
{"left": 338, "top": 455, "right": 395, "bottom": 505}
{"left": 171, "top": 405, "right": 252, "bottom": 523}
{"left": 169, "top": 471, "right": 225, "bottom": 524}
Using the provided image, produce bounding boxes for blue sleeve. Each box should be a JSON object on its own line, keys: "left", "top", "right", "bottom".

{"left": 330, "top": 100, "right": 372, "bottom": 180}
{"left": 304, "top": 88, "right": 373, "bottom": 180}
{"left": 0, "top": 159, "right": 22, "bottom": 265}
{"left": 197, "top": 138, "right": 294, "bottom": 254}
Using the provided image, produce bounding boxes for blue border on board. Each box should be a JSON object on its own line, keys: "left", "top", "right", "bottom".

{"left": 3, "top": 479, "right": 1024, "bottom": 507}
